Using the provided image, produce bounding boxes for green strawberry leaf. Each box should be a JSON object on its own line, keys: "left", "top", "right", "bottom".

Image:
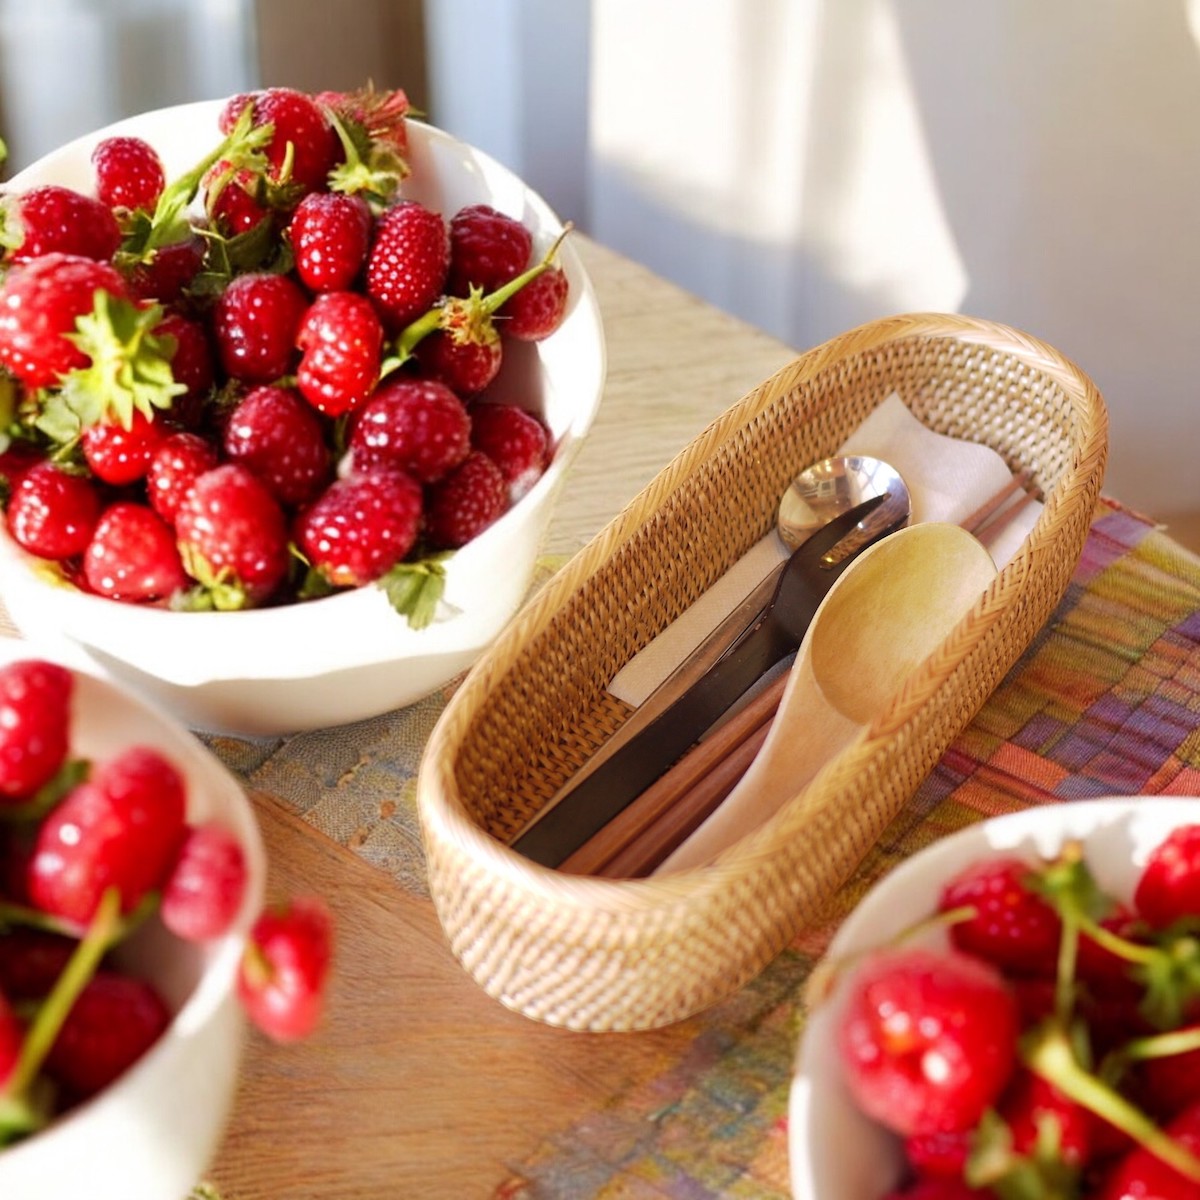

{"left": 378, "top": 555, "right": 452, "bottom": 629}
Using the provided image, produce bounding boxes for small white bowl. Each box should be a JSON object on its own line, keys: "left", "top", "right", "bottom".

{"left": 789, "top": 795, "right": 1200, "bottom": 1200}
{"left": 0, "top": 638, "right": 266, "bottom": 1200}
{"left": 0, "top": 99, "right": 606, "bottom": 736}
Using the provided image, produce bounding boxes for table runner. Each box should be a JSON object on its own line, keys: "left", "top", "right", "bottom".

{"left": 205, "top": 497, "right": 1200, "bottom": 1198}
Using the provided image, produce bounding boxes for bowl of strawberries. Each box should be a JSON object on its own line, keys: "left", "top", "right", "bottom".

{"left": 0, "top": 642, "right": 332, "bottom": 1199}
{"left": 0, "top": 85, "right": 605, "bottom": 735}
{"left": 791, "top": 796, "right": 1200, "bottom": 1200}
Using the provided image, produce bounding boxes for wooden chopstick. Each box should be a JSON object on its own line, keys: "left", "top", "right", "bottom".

{"left": 560, "top": 470, "right": 1039, "bottom": 879}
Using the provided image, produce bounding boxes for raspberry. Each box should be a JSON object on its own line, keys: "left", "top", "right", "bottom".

{"left": 6, "top": 460, "right": 101, "bottom": 560}
{"left": 293, "top": 470, "right": 423, "bottom": 588}
{"left": 424, "top": 450, "right": 508, "bottom": 549}
{"left": 0, "top": 658, "right": 72, "bottom": 803}
{"left": 364, "top": 200, "right": 449, "bottom": 331}
{"left": 469, "top": 403, "right": 550, "bottom": 500}
{"left": 0, "top": 252, "right": 129, "bottom": 388}
{"left": 91, "top": 135, "right": 166, "bottom": 213}
{"left": 145, "top": 431, "right": 220, "bottom": 526}
{"left": 160, "top": 822, "right": 249, "bottom": 942}
{"left": 45, "top": 972, "right": 171, "bottom": 1101}
{"left": 500, "top": 264, "right": 568, "bottom": 340}
{"left": 2, "top": 185, "right": 121, "bottom": 264}
{"left": 295, "top": 291, "right": 384, "bottom": 417}
{"left": 939, "top": 855, "right": 1062, "bottom": 975}
{"left": 238, "top": 896, "right": 333, "bottom": 1043}
{"left": 346, "top": 377, "right": 470, "bottom": 483}
{"left": 289, "top": 191, "right": 372, "bottom": 293}
{"left": 175, "top": 463, "right": 291, "bottom": 607}
{"left": 82, "top": 501, "right": 188, "bottom": 602}
{"left": 212, "top": 271, "right": 308, "bottom": 384}
{"left": 81, "top": 409, "right": 168, "bottom": 486}
{"left": 28, "top": 745, "right": 188, "bottom": 924}
{"left": 1135, "top": 823, "right": 1200, "bottom": 929}
{"left": 837, "top": 946, "right": 1019, "bottom": 1138}
{"left": 448, "top": 203, "right": 533, "bottom": 295}
{"left": 222, "top": 385, "right": 331, "bottom": 508}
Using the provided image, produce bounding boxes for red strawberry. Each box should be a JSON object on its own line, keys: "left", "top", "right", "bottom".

{"left": 83, "top": 501, "right": 188, "bottom": 602}
{"left": 1139, "top": 1032, "right": 1200, "bottom": 1120}
{"left": 145, "top": 431, "right": 220, "bottom": 525}
{"left": 0, "top": 658, "right": 72, "bottom": 803}
{"left": 346, "top": 377, "right": 470, "bottom": 483}
{"left": 289, "top": 191, "right": 372, "bottom": 292}
{"left": 238, "top": 896, "right": 333, "bottom": 1042}
{"left": 204, "top": 164, "right": 271, "bottom": 238}
{"left": 126, "top": 232, "right": 207, "bottom": 303}
{"left": 469, "top": 403, "right": 550, "bottom": 501}
{"left": 0, "top": 927, "right": 75, "bottom": 999}
{"left": 6, "top": 460, "right": 101, "bottom": 560}
{"left": 223, "top": 385, "right": 331, "bottom": 507}
{"left": 413, "top": 304, "right": 503, "bottom": 396}
{"left": 81, "top": 409, "right": 167, "bottom": 485}
{"left": 0, "top": 252, "right": 129, "bottom": 388}
{"left": 91, "top": 135, "right": 166, "bottom": 213}
{"left": 499, "top": 263, "right": 568, "bottom": 340}
{"left": 1096, "top": 1099, "right": 1200, "bottom": 1199}
{"left": 0, "top": 993, "right": 22, "bottom": 1090}
{"left": 448, "top": 203, "right": 533, "bottom": 295}
{"left": 294, "top": 291, "right": 384, "bottom": 416}
{"left": 219, "top": 88, "right": 338, "bottom": 196}
{"left": 45, "top": 972, "right": 171, "bottom": 1100}
{"left": 1135, "top": 824, "right": 1200, "bottom": 929}
{"left": 837, "top": 946, "right": 1019, "bottom": 1138}
{"left": 904, "top": 1128, "right": 971, "bottom": 1178}
{"left": 1000, "top": 1070, "right": 1092, "bottom": 1167}
{"left": 28, "top": 745, "right": 188, "bottom": 924}
{"left": 424, "top": 450, "right": 508, "bottom": 550}
{"left": 364, "top": 200, "right": 449, "bottom": 331}
{"left": 293, "top": 470, "right": 422, "bottom": 588}
{"left": 939, "top": 855, "right": 1062, "bottom": 975}
{"left": 160, "top": 822, "right": 248, "bottom": 942}
{"left": 212, "top": 271, "right": 307, "bottom": 384}
{"left": 175, "top": 463, "right": 290, "bottom": 607}
{"left": 1, "top": 185, "right": 121, "bottom": 264}
{"left": 317, "top": 83, "right": 410, "bottom": 162}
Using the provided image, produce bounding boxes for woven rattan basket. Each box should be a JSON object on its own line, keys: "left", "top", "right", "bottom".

{"left": 417, "top": 312, "right": 1109, "bottom": 1032}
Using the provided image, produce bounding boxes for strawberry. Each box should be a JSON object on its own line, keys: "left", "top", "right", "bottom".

{"left": 219, "top": 87, "right": 338, "bottom": 198}
{"left": 155, "top": 309, "right": 215, "bottom": 426}
{"left": 81, "top": 409, "right": 168, "bottom": 485}
{"left": 0, "top": 185, "right": 121, "bottom": 264}
{"left": 346, "top": 377, "right": 470, "bottom": 483}
{"left": 28, "top": 745, "right": 188, "bottom": 924}
{"left": 364, "top": 200, "right": 449, "bottom": 331}
{"left": 0, "top": 993, "right": 22, "bottom": 1091}
{"left": 145, "top": 430, "right": 219, "bottom": 525}
{"left": 6, "top": 460, "right": 101, "bottom": 560}
{"left": 499, "top": 262, "right": 569, "bottom": 340}
{"left": 91, "top": 135, "right": 166, "bottom": 213}
{"left": 999, "top": 1070, "right": 1093, "bottom": 1167}
{"left": 0, "top": 928, "right": 75, "bottom": 999}
{"left": 238, "top": 895, "right": 333, "bottom": 1043}
{"left": 294, "top": 290, "right": 384, "bottom": 416}
{"left": 0, "top": 658, "right": 72, "bottom": 803}
{"left": 45, "top": 971, "right": 171, "bottom": 1101}
{"left": 837, "top": 946, "right": 1019, "bottom": 1138}
{"left": 125, "top": 231, "right": 207, "bottom": 303}
{"left": 939, "top": 855, "right": 1063, "bottom": 975}
{"left": 222, "top": 384, "right": 331, "bottom": 507}
{"left": 175, "top": 463, "right": 291, "bottom": 608}
{"left": 82, "top": 501, "right": 188, "bottom": 602}
{"left": 1096, "top": 1099, "right": 1200, "bottom": 1199}
{"left": 447, "top": 203, "right": 533, "bottom": 295}
{"left": 904, "top": 1128, "right": 972, "bottom": 1179}
{"left": 294, "top": 469, "right": 423, "bottom": 588}
{"left": 413, "top": 307, "right": 502, "bottom": 396}
{"left": 0, "top": 252, "right": 129, "bottom": 388}
{"left": 160, "top": 822, "right": 248, "bottom": 942}
{"left": 212, "top": 270, "right": 308, "bottom": 384}
{"left": 424, "top": 450, "right": 508, "bottom": 550}
{"left": 289, "top": 191, "right": 372, "bottom": 292}
{"left": 469, "top": 403, "right": 550, "bottom": 501}
{"left": 204, "top": 163, "right": 271, "bottom": 238}
{"left": 1134, "top": 823, "right": 1200, "bottom": 929}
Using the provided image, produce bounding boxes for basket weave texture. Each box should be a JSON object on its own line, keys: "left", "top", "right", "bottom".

{"left": 416, "top": 312, "right": 1109, "bottom": 1031}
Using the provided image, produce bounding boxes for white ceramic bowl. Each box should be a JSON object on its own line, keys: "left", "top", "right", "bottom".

{"left": 0, "top": 638, "right": 266, "bottom": 1200}
{"left": 0, "top": 100, "right": 606, "bottom": 736}
{"left": 789, "top": 795, "right": 1200, "bottom": 1200}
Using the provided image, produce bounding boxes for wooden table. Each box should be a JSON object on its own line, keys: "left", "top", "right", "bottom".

{"left": 209, "top": 235, "right": 801, "bottom": 1199}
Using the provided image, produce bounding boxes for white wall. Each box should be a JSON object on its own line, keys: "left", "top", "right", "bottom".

{"left": 428, "top": 0, "right": 1200, "bottom": 517}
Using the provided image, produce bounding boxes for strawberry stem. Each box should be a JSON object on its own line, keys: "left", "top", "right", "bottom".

{"left": 1024, "top": 1018, "right": 1200, "bottom": 1183}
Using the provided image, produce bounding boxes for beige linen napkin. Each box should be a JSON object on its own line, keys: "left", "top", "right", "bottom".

{"left": 608, "top": 393, "right": 1039, "bottom": 707}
